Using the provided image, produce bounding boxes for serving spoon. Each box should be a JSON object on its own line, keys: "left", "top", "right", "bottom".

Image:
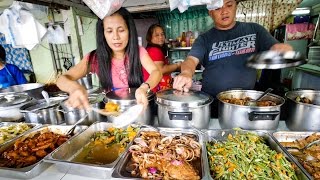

{"left": 286, "top": 139, "right": 320, "bottom": 151}
{"left": 90, "top": 107, "right": 120, "bottom": 116}
{"left": 245, "top": 88, "right": 273, "bottom": 106}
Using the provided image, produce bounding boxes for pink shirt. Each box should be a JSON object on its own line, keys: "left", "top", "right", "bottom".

{"left": 85, "top": 46, "right": 148, "bottom": 89}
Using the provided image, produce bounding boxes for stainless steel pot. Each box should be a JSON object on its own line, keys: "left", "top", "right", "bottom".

{"left": 217, "top": 90, "right": 285, "bottom": 130}
{"left": 20, "top": 97, "right": 67, "bottom": 124}
{"left": 0, "top": 92, "right": 33, "bottom": 122}
{"left": 156, "top": 89, "right": 213, "bottom": 129}
{"left": 0, "top": 83, "right": 44, "bottom": 100}
{"left": 105, "top": 88, "right": 155, "bottom": 125}
{"left": 285, "top": 90, "right": 320, "bottom": 131}
{"left": 61, "top": 94, "right": 106, "bottom": 125}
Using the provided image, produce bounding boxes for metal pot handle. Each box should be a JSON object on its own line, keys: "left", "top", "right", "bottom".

{"left": 168, "top": 111, "right": 192, "bottom": 121}
{"left": 248, "top": 111, "right": 280, "bottom": 121}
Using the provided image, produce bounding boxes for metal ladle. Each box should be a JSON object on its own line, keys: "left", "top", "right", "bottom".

{"left": 66, "top": 114, "right": 88, "bottom": 136}
{"left": 42, "top": 90, "right": 50, "bottom": 104}
{"left": 245, "top": 88, "right": 273, "bottom": 106}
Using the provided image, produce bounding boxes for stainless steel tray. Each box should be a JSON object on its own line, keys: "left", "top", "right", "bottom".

{"left": 273, "top": 131, "right": 319, "bottom": 142}
{"left": 273, "top": 131, "right": 319, "bottom": 179}
{"left": 205, "top": 129, "right": 311, "bottom": 180}
{"left": 44, "top": 122, "right": 138, "bottom": 179}
{"left": 112, "top": 127, "right": 209, "bottom": 179}
{"left": 0, "top": 122, "right": 41, "bottom": 147}
{"left": 0, "top": 124, "right": 87, "bottom": 179}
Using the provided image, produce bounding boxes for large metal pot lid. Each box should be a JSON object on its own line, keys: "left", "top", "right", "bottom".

{"left": 246, "top": 50, "right": 306, "bottom": 69}
{"left": 0, "top": 93, "right": 30, "bottom": 107}
{"left": 24, "top": 97, "right": 66, "bottom": 111}
{"left": 105, "top": 88, "right": 154, "bottom": 101}
{"left": 156, "top": 89, "right": 213, "bottom": 107}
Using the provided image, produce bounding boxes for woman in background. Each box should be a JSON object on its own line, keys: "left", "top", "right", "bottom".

{"left": 144, "top": 24, "right": 180, "bottom": 91}
{"left": 0, "top": 45, "right": 27, "bottom": 89}
{"left": 57, "top": 8, "right": 161, "bottom": 109}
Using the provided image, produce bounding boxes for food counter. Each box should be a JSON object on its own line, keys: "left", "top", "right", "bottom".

{"left": 0, "top": 118, "right": 290, "bottom": 180}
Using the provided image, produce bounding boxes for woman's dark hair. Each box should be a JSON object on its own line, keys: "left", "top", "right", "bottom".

{"left": 146, "top": 24, "right": 168, "bottom": 55}
{"left": 0, "top": 45, "right": 6, "bottom": 63}
{"left": 95, "top": 7, "right": 143, "bottom": 90}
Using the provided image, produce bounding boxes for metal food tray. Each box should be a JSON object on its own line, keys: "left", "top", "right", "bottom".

{"left": 112, "top": 127, "right": 209, "bottom": 179}
{"left": 44, "top": 122, "right": 138, "bottom": 179}
{"left": 273, "top": 131, "right": 319, "bottom": 143}
{"left": 273, "top": 131, "right": 320, "bottom": 179}
{"left": 0, "top": 124, "right": 87, "bottom": 179}
{"left": 0, "top": 122, "right": 41, "bottom": 147}
{"left": 205, "top": 129, "right": 311, "bottom": 180}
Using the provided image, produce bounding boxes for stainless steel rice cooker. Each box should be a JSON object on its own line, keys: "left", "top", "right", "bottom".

{"left": 105, "top": 88, "right": 155, "bottom": 125}
{"left": 217, "top": 90, "right": 285, "bottom": 130}
{"left": 156, "top": 89, "right": 213, "bottom": 129}
{"left": 0, "top": 92, "right": 33, "bottom": 121}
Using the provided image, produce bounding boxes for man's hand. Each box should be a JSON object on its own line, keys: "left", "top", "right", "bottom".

{"left": 173, "top": 72, "right": 193, "bottom": 92}
{"left": 172, "top": 56, "right": 199, "bottom": 92}
{"left": 270, "top": 43, "right": 293, "bottom": 52}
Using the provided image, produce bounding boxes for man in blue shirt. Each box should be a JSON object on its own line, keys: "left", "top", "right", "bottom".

{"left": 0, "top": 45, "right": 27, "bottom": 89}
{"left": 172, "top": 0, "right": 293, "bottom": 117}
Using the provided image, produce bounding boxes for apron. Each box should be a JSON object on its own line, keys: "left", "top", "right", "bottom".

{"left": 0, "top": 65, "right": 17, "bottom": 89}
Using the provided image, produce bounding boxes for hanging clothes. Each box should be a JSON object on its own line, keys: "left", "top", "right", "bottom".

{"left": 0, "top": 33, "right": 33, "bottom": 72}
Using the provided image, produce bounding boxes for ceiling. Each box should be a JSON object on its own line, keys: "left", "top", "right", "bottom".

{"left": 12, "top": 0, "right": 320, "bottom": 14}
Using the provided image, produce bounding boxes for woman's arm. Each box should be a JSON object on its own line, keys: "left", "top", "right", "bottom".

{"left": 155, "top": 61, "right": 181, "bottom": 75}
{"left": 56, "top": 58, "right": 90, "bottom": 109}
{"left": 140, "top": 53, "right": 162, "bottom": 90}
{"left": 135, "top": 52, "right": 162, "bottom": 107}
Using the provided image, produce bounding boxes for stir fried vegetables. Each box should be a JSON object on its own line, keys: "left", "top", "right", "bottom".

{"left": 206, "top": 131, "right": 298, "bottom": 180}
{"left": 0, "top": 123, "right": 32, "bottom": 144}
{"left": 92, "top": 125, "right": 139, "bottom": 146}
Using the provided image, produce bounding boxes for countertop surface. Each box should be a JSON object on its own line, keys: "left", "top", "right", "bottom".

{"left": 0, "top": 119, "right": 290, "bottom": 180}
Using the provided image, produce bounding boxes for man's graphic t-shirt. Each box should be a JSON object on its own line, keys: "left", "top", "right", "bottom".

{"left": 189, "top": 22, "right": 278, "bottom": 97}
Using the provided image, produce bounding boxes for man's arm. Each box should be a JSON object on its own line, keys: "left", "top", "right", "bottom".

{"left": 173, "top": 55, "right": 199, "bottom": 92}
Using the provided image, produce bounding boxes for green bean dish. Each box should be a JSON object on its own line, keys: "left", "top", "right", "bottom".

{"left": 206, "top": 130, "right": 298, "bottom": 180}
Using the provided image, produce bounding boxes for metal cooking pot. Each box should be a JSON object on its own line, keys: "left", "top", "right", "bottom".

{"left": 285, "top": 90, "right": 320, "bottom": 131}
{"left": 105, "top": 88, "right": 155, "bottom": 125}
{"left": 156, "top": 89, "right": 213, "bottom": 129}
{"left": 217, "top": 90, "right": 285, "bottom": 130}
{"left": 0, "top": 83, "right": 44, "bottom": 100}
{"left": 20, "top": 97, "right": 67, "bottom": 124}
{"left": 61, "top": 93, "right": 106, "bottom": 125}
{"left": 0, "top": 92, "right": 33, "bottom": 122}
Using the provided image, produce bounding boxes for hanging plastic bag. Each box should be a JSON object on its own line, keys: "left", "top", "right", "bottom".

{"left": 82, "top": 0, "right": 125, "bottom": 20}
{"left": 46, "top": 25, "right": 55, "bottom": 44}
{"left": 53, "top": 25, "right": 68, "bottom": 44}
{"left": 169, "top": 0, "right": 223, "bottom": 13}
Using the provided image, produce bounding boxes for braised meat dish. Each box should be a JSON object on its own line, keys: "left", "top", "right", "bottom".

{"left": 221, "top": 97, "right": 277, "bottom": 106}
{"left": 126, "top": 131, "right": 201, "bottom": 179}
{"left": 280, "top": 133, "right": 320, "bottom": 179}
{"left": 295, "top": 96, "right": 313, "bottom": 104}
{"left": 0, "top": 132, "right": 69, "bottom": 168}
